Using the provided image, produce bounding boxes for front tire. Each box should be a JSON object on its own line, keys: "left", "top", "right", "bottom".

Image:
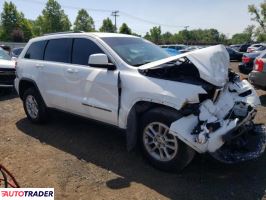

{"left": 22, "top": 87, "right": 48, "bottom": 123}
{"left": 140, "top": 107, "right": 195, "bottom": 172}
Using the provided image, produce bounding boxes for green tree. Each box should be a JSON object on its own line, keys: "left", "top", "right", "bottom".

{"left": 161, "top": 32, "right": 174, "bottom": 44}
{"left": 248, "top": 1, "right": 266, "bottom": 32}
{"left": 0, "top": 1, "right": 33, "bottom": 41}
{"left": 144, "top": 26, "right": 161, "bottom": 44}
{"left": 99, "top": 18, "right": 116, "bottom": 33}
{"left": 73, "top": 9, "right": 94, "bottom": 32}
{"left": 31, "top": 16, "right": 44, "bottom": 36}
{"left": 144, "top": 32, "right": 151, "bottom": 41}
{"left": 230, "top": 33, "right": 251, "bottom": 44}
{"left": 35, "top": 0, "right": 71, "bottom": 34}
{"left": 119, "top": 23, "right": 132, "bottom": 34}
{"left": 248, "top": 1, "right": 266, "bottom": 40}
{"left": 0, "top": 1, "right": 33, "bottom": 42}
{"left": 244, "top": 25, "right": 255, "bottom": 40}
{"left": 1, "top": 1, "right": 20, "bottom": 41}
{"left": 19, "top": 14, "right": 33, "bottom": 41}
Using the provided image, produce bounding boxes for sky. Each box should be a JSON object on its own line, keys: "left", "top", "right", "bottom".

{"left": 0, "top": 0, "right": 263, "bottom": 37}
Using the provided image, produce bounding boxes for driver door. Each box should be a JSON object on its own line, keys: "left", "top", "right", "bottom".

{"left": 64, "top": 38, "right": 119, "bottom": 126}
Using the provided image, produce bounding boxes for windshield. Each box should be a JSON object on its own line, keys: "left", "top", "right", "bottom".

{"left": 101, "top": 37, "right": 170, "bottom": 66}
{"left": 0, "top": 48, "right": 11, "bottom": 60}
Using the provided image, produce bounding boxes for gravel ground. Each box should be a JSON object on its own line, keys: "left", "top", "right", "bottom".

{"left": 1, "top": 62, "right": 266, "bottom": 200}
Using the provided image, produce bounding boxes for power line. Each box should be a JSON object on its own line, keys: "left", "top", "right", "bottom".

{"left": 120, "top": 11, "right": 188, "bottom": 29}
{"left": 17, "top": 0, "right": 112, "bottom": 13}
{"left": 14, "top": 0, "right": 190, "bottom": 30}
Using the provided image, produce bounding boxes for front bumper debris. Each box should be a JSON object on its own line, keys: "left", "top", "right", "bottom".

{"left": 169, "top": 76, "right": 265, "bottom": 162}
{"left": 211, "top": 124, "right": 266, "bottom": 163}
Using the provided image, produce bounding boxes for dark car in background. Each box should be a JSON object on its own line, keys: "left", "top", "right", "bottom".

{"left": 230, "top": 43, "right": 251, "bottom": 53}
{"left": 230, "top": 44, "right": 241, "bottom": 51}
{"left": 238, "top": 52, "right": 261, "bottom": 74}
{"left": 249, "top": 50, "right": 266, "bottom": 90}
{"left": 11, "top": 47, "right": 24, "bottom": 58}
{"left": 0, "top": 45, "right": 11, "bottom": 54}
{"left": 226, "top": 47, "right": 243, "bottom": 61}
{"left": 238, "top": 43, "right": 251, "bottom": 52}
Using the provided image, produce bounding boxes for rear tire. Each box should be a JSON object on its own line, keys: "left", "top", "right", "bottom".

{"left": 22, "top": 87, "right": 48, "bottom": 123}
{"left": 140, "top": 107, "right": 195, "bottom": 172}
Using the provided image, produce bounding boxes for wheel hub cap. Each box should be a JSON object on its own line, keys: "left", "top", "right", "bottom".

{"left": 25, "top": 95, "right": 39, "bottom": 119}
{"left": 143, "top": 122, "right": 178, "bottom": 162}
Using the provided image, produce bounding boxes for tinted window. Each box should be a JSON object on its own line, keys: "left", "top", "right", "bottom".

{"left": 25, "top": 41, "right": 47, "bottom": 60}
{"left": 72, "top": 38, "right": 104, "bottom": 65}
{"left": 44, "top": 38, "right": 72, "bottom": 63}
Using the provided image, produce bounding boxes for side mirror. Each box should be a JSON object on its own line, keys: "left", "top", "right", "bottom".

{"left": 88, "top": 53, "right": 116, "bottom": 70}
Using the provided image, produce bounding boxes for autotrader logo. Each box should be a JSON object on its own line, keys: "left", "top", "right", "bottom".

{"left": 0, "top": 188, "right": 54, "bottom": 199}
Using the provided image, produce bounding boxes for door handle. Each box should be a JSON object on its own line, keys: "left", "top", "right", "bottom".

{"left": 67, "top": 68, "right": 79, "bottom": 73}
{"left": 35, "top": 64, "right": 44, "bottom": 69}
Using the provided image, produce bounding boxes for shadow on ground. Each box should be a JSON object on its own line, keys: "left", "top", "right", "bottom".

{"left": 16, "top": 112, "right": 266, "bottom": 200}
{"left": 0, "top": 89, "right": 17, "bottom": 101}
{"left": 260, "top": 94, "right": 266, "bottom": 107}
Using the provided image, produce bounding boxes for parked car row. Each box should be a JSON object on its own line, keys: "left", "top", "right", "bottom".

{"left": 230, "top": 43, "right": 251, "bottom": 52}
{"left": 230, "top": 43, "right": 266, "bottom": 53}
{"left": 160, "top": 44, "right": 207, "bottom": 55}
{"left": 226, "top": 47, "right": 243, "bottom": 61}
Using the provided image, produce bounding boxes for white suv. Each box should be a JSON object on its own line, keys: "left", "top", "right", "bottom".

{"left": 15, "top": 32, "right": 266, "bottom": 172}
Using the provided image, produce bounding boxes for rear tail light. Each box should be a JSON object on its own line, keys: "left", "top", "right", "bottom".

{"left": 242, "top": 56, "right": 251, "bottom": 63}
{"left": 254, "top": 59, "right": 264, "bottom": 72}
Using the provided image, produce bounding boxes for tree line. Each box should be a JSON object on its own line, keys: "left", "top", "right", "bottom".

{"left": 0, "top": 0, "right": 265, "bottom": 45}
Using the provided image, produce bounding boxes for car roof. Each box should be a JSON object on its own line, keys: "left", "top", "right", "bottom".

{"left": 30, "top": 32, "right": 139, "bottom": 43}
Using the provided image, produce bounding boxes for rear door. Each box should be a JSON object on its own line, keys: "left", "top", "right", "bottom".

{"left": 22, "top": 40, "right": 47, "bottom": 100}
{"left": 42, "top": 38, "right": 72, "bottom": 109}
{"left": 64, "top": 38, "right": 119, "bottom": 126}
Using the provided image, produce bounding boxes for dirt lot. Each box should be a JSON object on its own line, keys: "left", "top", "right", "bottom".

{"left": 1, "top": 62, "right": 266, "bottom": 200}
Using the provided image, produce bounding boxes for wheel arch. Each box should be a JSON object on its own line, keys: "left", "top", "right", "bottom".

{"left": 126, "top": 100, "right": 181, "bottom": 151}
{"left": 18, "top": 78, "right": 46, "bottom": 106}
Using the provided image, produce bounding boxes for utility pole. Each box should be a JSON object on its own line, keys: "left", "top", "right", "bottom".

{"left": 111, "top": 10, "right": 119, "bottom": 32}
{"left": 184, "top": 26, "right": 189, "bottom": 45}
{"left": 184, "top": 26, "right": 189, "bottom": 31}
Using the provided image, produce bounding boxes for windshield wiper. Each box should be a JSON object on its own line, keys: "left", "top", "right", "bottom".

{"left": 132, "top": 61, "right": 152, "bottom": 67}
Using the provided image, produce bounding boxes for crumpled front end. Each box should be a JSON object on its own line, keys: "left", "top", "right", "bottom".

{"left": 169, "top": 72, "right": 266, "bottom": 163}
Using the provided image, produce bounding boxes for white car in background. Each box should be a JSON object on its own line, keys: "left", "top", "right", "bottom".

{"left": 247, "top": 43, "right": 266, "bottom": 53}
{"left": 15, "top": 32, "right": 266, "bottom": 172}
{"left": 0, "top": 47, "right": 16, "bottom": 89}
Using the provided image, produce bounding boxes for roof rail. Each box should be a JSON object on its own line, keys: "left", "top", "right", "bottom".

{"left": 43, "top": 31, "right": 85, "bottom": 36}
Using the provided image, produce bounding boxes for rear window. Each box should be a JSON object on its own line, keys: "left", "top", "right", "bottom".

{"left": 13, "top": 48, "right": 23, "bottom": 56}
{"left": 44, "top": 38, "right": 72, "bottom": 63}
{"left": 25, "top": 41, "right": 47, "bottom": 60}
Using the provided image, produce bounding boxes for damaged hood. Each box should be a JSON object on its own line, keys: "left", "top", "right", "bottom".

{"left": 139, "top": 45, "right": 230, "bottom": 87}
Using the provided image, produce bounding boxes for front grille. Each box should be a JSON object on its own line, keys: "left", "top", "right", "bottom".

{"left": 0, "top": 68, "right": 16, "bottom": 85}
